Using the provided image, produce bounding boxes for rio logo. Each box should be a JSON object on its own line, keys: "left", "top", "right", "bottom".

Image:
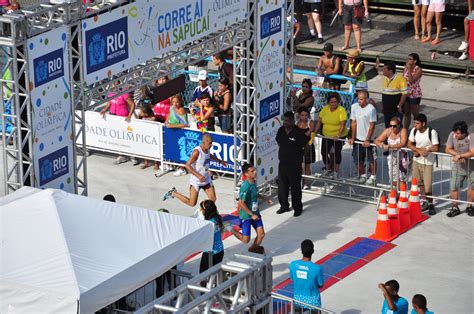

{"left": 33, "top": 48, "right": 64, "bottom": 87}
{"left": 260, "top": 8, "right": 282, "bottom": 39}
{"left": 38, "top": 146, "right": 69, "bottom": 186}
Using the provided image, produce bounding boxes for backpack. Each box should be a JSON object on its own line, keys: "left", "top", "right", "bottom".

{"left": 413, "top": 127, "right": 440, "bottom": 166}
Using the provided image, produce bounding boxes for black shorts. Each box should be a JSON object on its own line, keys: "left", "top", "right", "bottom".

{"left": 303, "top": 2, "right": 322, "bottom": 14}
{"left": 342, "top": 4, "right": 363, "bottom": 26}
{"left": 352, "top": 140, "right": 376, "bottom": 164}
{"left": 407, "top": 97, "right": 421, "bottom": 105}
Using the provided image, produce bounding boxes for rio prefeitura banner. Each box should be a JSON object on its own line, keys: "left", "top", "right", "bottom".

{"left": 255, "top": 0, "right": 285, "bottom": 186}
{"left": 81, "top": 0, "right": 247, "bottom": 85}
{"left": 27, "top": 26, "right": 75, "bottom": 192}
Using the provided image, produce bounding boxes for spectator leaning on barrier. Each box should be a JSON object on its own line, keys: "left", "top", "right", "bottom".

{"left": 317, "top": 42, "right": 342, "bottom": 90}
{"left": 212, "top": 52, "right": 233, "bottom": 85}
{"left": 276, "top": 111, "right": 307, "bottom": 217}
{"left": 381, "top": 61, "right": 408, "bottom": 128}
{"left": 214, "top": 77, "right": 233, "bottom": 134}
{"left": 402, "top": 53, "right": 423, "bottom": 130}
{"left": 342, "top": 48, "right": 367, "bottom": 91}
{"left": 407, "top": 113, "right": 439, "bottom": 216}
{"left": 165, "top": 94, "right": 188, "bottom": 129}
{"left": 375, "top": 117, "right": 409, "bottom": 186}
{"left": 289, "top": 239, "right": 324, "bottom": 310}
{"left": 100, "top": 80, "right": 137, "bottom": 165}
{"left": 378, "top": 280, "right": 409, "bottom": 314}
{"left": 191, "top": 70, "right": 213, "bottom": 101}
{"left": 411, "top": 294, "right": 434, "bottom": 314}
{"left": 291, "top": 78, "right": 315, "bottom": 112}
{"left": 297, "top": 107, "right": 316, "bottom": 189}
{"left": 348, "top": 90, "right": 377, "bottom": 185}
{"left": 315, "top": 93, "right": 348, "bottom": 180}
{"left": 445, "top": 121, "right": 474, "bottom": 218}
{"left": 191, "top": 92, "right": 215, "bottom": 132}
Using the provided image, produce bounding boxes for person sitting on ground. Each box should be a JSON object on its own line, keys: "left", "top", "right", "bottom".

{"left": 214, "top": 77, "right": 233, "bottom": 133}
{"left": 191, "top": 92, "right": 215, "bottom": 132}
{"left": 317, "top": 43, "right": 342, "bottom": 90}
{"left": 422, "top": 0, "right": 445, "bottom": 45}
{"left": 445, "top": 121, "right": 474, "bottom": 217}
{"left": 228, "top": 163, "right": 272, "bottom": 254}
{"left": 212, "top": 52, "right": 233, "bottom": 85}
{"left": 100, "top": 80, "right": 137, "bottom": 165}
{"left": 152, "top": 76, "right": 172, "bottom": 123}
{"left": 407, "top": 113, "right": 439, "bottom": 216}
{"left": 191, "top": 70, "right": 213, "bottom": 101}
{"left": 411, "top": 294, "right": 434, "bottom": 314}
{"left": 343, "top": 48, "right": 367, "bottom": 91}
{"left": 291, "top": 78, "right": 315, "bottom": 113}
{"left": 457, "top": 0, "right": 473, "bottom": 60}
{"left": 297, "top": 107, "right": 316, "bottom": 189}
{"left": 375, "top": 117, "right": 409, "bottom": 186}
{"left": 289, "top": 239, "right": 324, "bottom": 310}
{"left": 403, "top": 53, "right": 423, "bottom": 130}
{"left": 348, "top": 90, "right": 377, "bottom": 185}
{"left": 198, "top": 200, "right": 224, "bottom": 273}
{"left": 378, "top": 280, "right": 409, "bottom": 314}
{"left": 315, "top": 93, "right": 348, "bottom": 180}
{"left": 162, "top": 134, "right": 227, "bottom": 206}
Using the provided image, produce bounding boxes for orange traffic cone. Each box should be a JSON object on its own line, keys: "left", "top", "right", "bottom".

{"left": 371, "top": 195, "right": 392, "bottom": 241}
{"left": 409, "top": 178, "right": 422, "bottom": 224}
{"left": 387, "top": 190, "right": 401, "bottom": 236}
{"left": 398, "top": 182, "right": 411, "bottom": 231}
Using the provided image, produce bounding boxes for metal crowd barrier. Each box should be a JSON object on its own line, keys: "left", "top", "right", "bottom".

{"left": 300, "top": 135, "right": 474, "bottom": 207}
{"left": 271, "top": 292, "right": 335, "bottom": 314}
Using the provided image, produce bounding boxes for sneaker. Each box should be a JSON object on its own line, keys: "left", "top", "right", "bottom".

{"left": 459, "top": 52, "right": 468, "bottom": 60}
{"left": 358, "top": 174, "right": 367, "bottom": 184}
{"left": 223, "top": 221, "right": 233, "bottom": 232}
{"left": 302, "top": 185, "right": 310, "bottom": 190}
{"left": 276, "top": 207, "right": 290, "bottom": 214}
{"left": 428, "top": 204, "right": 436, "bottom": 216}
{"left": 131, "top": 158, "right": 139, "bottom": 166}
{"left": 421, "top": 202, "right": 430, "bottom": 212}
{"left": 173, "top": 168, "right": 187, "bottom": 177}
{"left": 303, "top": 34, "right": 317, "bottom": 42}
{"left": 322, "top": 169, "right": 332, "bottom": 177}
{"left": 162, "top": 187, "right": 176, "bottom": 201}
{"left": 446, "top": 206, "right": 461, "bottom": 218}
{"left": 331, "top": 172, "right": 339, "bottom": 180}
{"left": 248, "top": 243, "right": 260, "bottom": 253}
{"left": 458, "top": 41, "right": 468, "bottom": 51}
{"left": 466, "top": 206, "right": 474, "bottom": 216}
{"left": 113, "top": 156, "right": 128, "bottom": 165}
{"left": 162, "top": 164, "right": 173, "bottom": 172}
{"left": 293, "top": 210, "right": 302, "bottom": 217}
{"left": 366, "top": 175, "right": 376, "bottom": 186}
{"left": 317, "top": 37, "right": 324, "bottom": 44}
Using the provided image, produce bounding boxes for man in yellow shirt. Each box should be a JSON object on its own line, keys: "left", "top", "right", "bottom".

{"left": 381, "top": 61, "right": 408, "bottom": 128}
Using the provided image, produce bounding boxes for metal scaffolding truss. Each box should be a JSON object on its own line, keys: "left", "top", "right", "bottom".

{"left": 284, "top": 0, "right": 295, "bottom": 113}
{"left": 135, "top": 254, "right": 273, "bottom": 314}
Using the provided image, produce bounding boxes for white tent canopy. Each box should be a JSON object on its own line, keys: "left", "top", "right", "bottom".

{"left": 0, "top": 187, "right": 214, "bottom": 313}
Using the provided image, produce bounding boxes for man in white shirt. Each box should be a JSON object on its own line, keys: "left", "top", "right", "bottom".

{"left": 407, "top": 113, "right": 439, "bottom": 215}
{"left": 348, "top": 90, "right": 377, "bottom": 185}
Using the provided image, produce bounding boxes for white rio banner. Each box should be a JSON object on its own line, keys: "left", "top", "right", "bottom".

{"left": 78, "top": 111, "right": 162, "bottom": 159}
{"left": 27, "top": 26, "right": 75, "bottom": 192}
{"left": 255, "top": 0, "right": 285, "bottom": 186}
{"left": 81, "top": 0, "right": 247, "bottom": 85}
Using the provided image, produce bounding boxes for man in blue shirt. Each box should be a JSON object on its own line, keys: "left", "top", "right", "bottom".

{"left": 289, "top": 239, "right": 324, "bottom": 308}
{"left": 379, "top": 280, "right": 409, "bottom": 314}
{"left": 411, "top": 294, "right": 434, "bottom": 314}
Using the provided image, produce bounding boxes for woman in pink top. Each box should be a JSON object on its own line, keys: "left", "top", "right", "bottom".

{"left": 402, "top": 53, "right": 423, "bottom": 129}
{"left": 152, "top": 76, "right": 172, "bottom": 123}
{"left": 0, "top": 0, "right": 19, "bottom": 12}
{"left": 100, "top": 81, "right": 135, "bottom": 121}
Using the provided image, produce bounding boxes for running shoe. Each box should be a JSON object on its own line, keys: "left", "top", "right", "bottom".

{"left": 162, "top": 187, "right": 176, "bottom": 201}
{"left": 366, "top": 175, "right": 376, "bottom": 186}
{"left": 458, "top": 41, "right": 468, "bottom": 51}
{"left": 428, "top": 204, "right": 436, "bottom": 216}
{"left": 302, "top": 185, "right": 310, "bottom": 190}
{"left": 358, "top": 174, "right": 367, "bottom": 184}
{"left": 173, "top": 168, "right": 187, "bottom": 177}
{"left": 446, "top": 206, "right": 461, "bottom": 218}
{"left": 466, "top": 206, "right": 474, "bottom": 216}
{"left": 331, "top": 172, "right": 339, "bottom": 180}
{"left": 113, "top": 156, "right": 128, "bottom": 165}
{"left": 131, "top": 158, "right": 139, "bottom": 166}
{"left": 317, "top": 37, "right": 324, "bottom": 44}
{"left": 459, "top": 53, "right": 468, "bottom": 61}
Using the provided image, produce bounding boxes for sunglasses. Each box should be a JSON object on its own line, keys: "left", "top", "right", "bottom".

{"left": 389, "top": 124, "right": 399, "bottom": 128}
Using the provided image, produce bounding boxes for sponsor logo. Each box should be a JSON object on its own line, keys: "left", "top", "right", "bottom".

{"left": 296, "top": 270, "right": 308, "bottom": 280}
{"left": 85, "top": 17, "right": 128, "bottom": 74}
{"left": 33, "top": 48, "right": 64, "bottom": 87}
{"left": 177, "top": 131, "right": 202, "bottom": 162}
{"left": 38, "top": 146, "right": 69, "bottom": 185}
{"left": 259, "top": 92, "right": 280, "bottom": 123}
{"left": 260, "top": 8, "right": 281, "bottom": 39}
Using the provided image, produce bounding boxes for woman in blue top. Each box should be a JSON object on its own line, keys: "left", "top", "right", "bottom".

{"left": 199, "top": 200, "right": 224, "bottom": 273}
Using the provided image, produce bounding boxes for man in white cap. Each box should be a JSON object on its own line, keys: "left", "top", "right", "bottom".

{"left": 191, "top": 70, "right": 214, "bottom": 101}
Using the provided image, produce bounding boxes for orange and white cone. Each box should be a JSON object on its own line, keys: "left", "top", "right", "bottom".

{"left": 409, "top": 178, "right": 422, "bottom": 224}
{"left": 372, "top": 195, "right": 392, "bottom": 241}
{"left": 387, "top": 190, "right": 401, "bottom": 236}
{"left": 398, "top": 182, "right": 411, "bottom": 231}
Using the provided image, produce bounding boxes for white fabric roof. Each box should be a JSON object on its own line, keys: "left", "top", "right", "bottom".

{"left": 0, "top": 187, "right": 214, "bottom": 313}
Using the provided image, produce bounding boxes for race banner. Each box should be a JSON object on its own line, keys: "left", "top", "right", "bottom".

{"left": 27, "top": 26, "right": 75, "bottom": 192}
{"left": 81, "top": 0, "right": 247, "bottom": 85}
{"left": 163, "top": 128, "right": 240, "bottom": 174}
{"left": 255, "top": 1, "right": 285, "bottom": 186}
{"left": 78, "top": 111, "right": 162, "bottom": 159}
